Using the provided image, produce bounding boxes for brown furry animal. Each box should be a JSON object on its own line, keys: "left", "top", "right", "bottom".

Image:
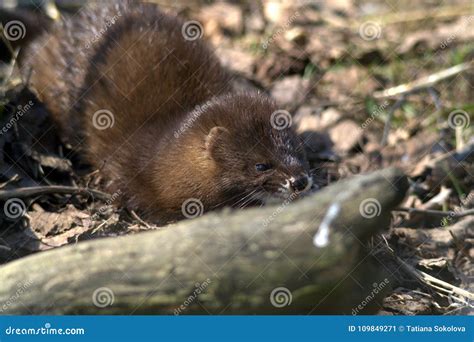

{"left": 21, "top": 1, "right": 313, "bottom": 223}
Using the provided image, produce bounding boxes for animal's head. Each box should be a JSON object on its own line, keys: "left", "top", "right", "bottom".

{"left": 200, "top": 93, "right": 312, "bottom": 206}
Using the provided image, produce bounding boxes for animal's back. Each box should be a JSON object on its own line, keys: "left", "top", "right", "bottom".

{"left": 22, "top": 1, "right": 231, "bottom": 155}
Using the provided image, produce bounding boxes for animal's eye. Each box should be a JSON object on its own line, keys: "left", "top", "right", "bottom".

{"left": 255, "top": 163, "right": 271, "bottom": 172}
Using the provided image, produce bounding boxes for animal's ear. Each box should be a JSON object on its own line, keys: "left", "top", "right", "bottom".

{"left": 205, "top": 126, "right": 230, "bottom": 160}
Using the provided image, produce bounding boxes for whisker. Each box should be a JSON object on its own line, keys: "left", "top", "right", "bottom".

{"left": 239, "top": 190, "right": 265, "bottom": 209}
{"left": 232, "top": 189, "right": 259, "bottom": 208}
{"left": 238, "top": 193, "right": 259, "bottom": 209}
{"left": 211, "top": 190, "right": 254, "bottom": 209}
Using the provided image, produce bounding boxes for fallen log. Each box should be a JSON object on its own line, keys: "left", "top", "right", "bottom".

{"left": 0, "top": 168, "right": 408, "bottom": 314}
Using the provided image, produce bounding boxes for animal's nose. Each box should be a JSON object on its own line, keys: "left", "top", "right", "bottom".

{"left": 291, "top": 176, "right": 309, "bottom": 192}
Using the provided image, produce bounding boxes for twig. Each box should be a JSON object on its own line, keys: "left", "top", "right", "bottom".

{"left": 383, "top": 241, "right": 473, "bottom": 309}
{"left": 0, "top": 174, "right": 20, "bottom": 190}
{"left": 0, "top": 186, "right": 111, "bottom": 201}
{"left": 378, "top": 63, "right": 472, "bottom": 145}
{"left": 91, "top": 217, "right": 113, "bottom": 235}
{"left": 427, "top": 87, "right": 442, "bottom": 111}
{"left": 394, "top": 207, "right": 474, "bottom": 218}
{"left": 130, "top": 209, "right": 152, "bottom": 229}
{"left": 394, "top": 255, "right": 474, "bottom": 302}
{"left": 353, "top": 4, "right": 473, "bottom": 27}
{"left": 374, "top": 61, "right": 473, "bottom": 99}
{"left": 0, "top": 48, "right": 21, "bottom": 89}
{"left": 0, "top": 25, "right": 25, "bottom": 88}
{"left": 381, "top": 96, "right": 406, "bottom": 146}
